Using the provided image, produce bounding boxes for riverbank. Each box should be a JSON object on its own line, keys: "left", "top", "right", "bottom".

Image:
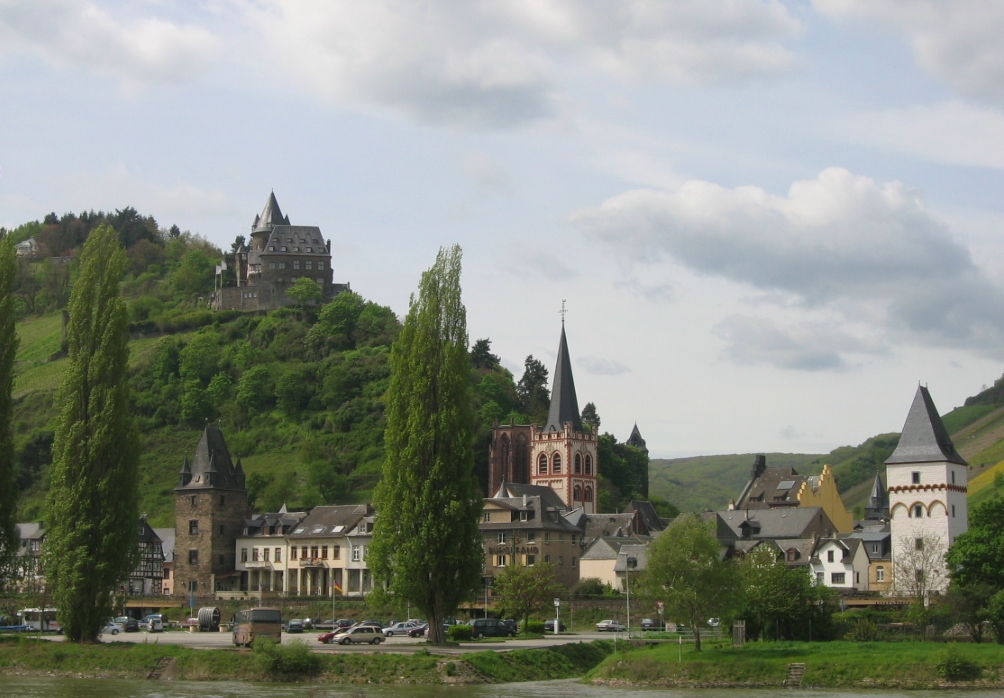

{"left": 586, "top": 640, "right": 1004, "bottom": 689}
{"left": 0, "top": 636, "right": 613, "bottom": 684}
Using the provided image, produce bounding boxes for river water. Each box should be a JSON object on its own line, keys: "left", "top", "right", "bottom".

{"left": 2, "top": 678, "right": 1000, "bottom": 698}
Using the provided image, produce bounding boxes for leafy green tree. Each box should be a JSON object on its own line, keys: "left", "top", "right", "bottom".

{"left": 237, "top": 365, "right": 272, "bottom": 411}
{"left": 246, "top": 472, "right": 275, "bottom": 511}
{"left": 181, "top": 380, "right": 214, "bottom": 426}
{"left": 287, "top": 277, "right": 323, "bottom": 307}
{"left": 44, "top": 225, "right": 140, "bottom": 642}
{"left": 308, "top": 460, "right": 351, "bottom": 504}
{"left": 984, "top": 589, "right": 1004, "bottom": 644}
{"left": 944, "top": 582, "right": 993, "bottom": 643}
{"left": 207, "top": 372, "right": 234, "bottom": 409}
{"left": 638, "top": 513, "right": 735, "bottom": 651}
{"left": 581, "top": 402, "right": 600, "bottom": 432}
{"left": 516, "top": 355, "right": 549, "bottom": 423}
{"left": 494, "top": 562, "right": 563, "bottom": 630}
{"left": 470, "top": 338, "right": 500, "bottom": 369}
{"left": 0, "top": 235, "right": 19, "bottom": 583}
{"left": 370, "top": 245, "right": 483, "bottom": 645}
{"left": 947, "top": 498, "right": 1004, "bottom": 589}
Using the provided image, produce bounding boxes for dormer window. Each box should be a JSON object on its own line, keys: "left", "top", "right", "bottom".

{"left": 281, "top": 246, "right": 287, "bottom": 252}
{"left": 306, "top": 247, "right": 312, "bottom": 253}
{"left": 269, "top": 246, "right": 275, "bottom": 251}
{"left": 520, "top": 511, "right": 528, "bottom": 522}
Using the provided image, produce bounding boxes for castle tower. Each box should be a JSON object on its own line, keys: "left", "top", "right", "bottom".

{"left": 530, "top": 326, "right": 598, "bottom": 513}
{"left": 885, "top": 386, "right": 968, "bottom": 594}
{"left": 174, "top": 427, "right": 248, "bottom": 598}
{"left": 864, "top": 473, "right": 889, "bottom": 521}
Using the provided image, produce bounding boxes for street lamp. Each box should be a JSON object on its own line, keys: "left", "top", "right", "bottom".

{"left": 553, "top": 598, "right": 560, "bottom": 636}
{"left": 626, "top": 557, "right": 637, "bottom": 639}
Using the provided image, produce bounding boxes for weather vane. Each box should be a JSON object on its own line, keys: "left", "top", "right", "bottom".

{"left": 559, "top": 300, "right": 567, "bottom": 325}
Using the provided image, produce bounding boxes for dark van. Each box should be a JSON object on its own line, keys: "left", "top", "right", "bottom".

{"left": 470, "top": 618, "right": 516, "bottom": 639}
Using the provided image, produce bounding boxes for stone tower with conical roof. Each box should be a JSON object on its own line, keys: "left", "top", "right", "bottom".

{"left": 864, "top": 473, "right": 889, "bottom": 520}
{"left": 174, "top": 427, "right": 248, "bottom": 598}
{"left": 529, "top": 326, "right": 599, "bottom": 513}
{"left": 885, "top": 386, "right": 968, "bottom": 594}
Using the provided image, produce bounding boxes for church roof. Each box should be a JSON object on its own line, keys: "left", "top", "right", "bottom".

{"left": 885, "top": 386, "right": 967, "bottom": 466}
{"left": 627, "top": 424, "right": 647, "bottom": 449}
{"left": 252, "top": 191, "right": 290, "bottom": 233}
{"left": 544, "top": 326, "right": 582, "bottom": 432}
{"left": 493, "top": 482, "right": 569, "bottom": 512}
{"left": 176, "top": 427, "right": 247, "bottom": 492}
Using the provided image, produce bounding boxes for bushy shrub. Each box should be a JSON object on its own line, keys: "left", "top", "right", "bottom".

{"left": 845, "top": 618, "right": 880, "bottom": 642}
{"left": 448, "top": 625, "right": 473, "bottom": 641}
{"left": 935, "top": 647, "right": 981, "bottom": 681}
{"left": 252, "top": 638, "right": 320, "bottom": 679}
{"left": 523, "top": 620, "right": 546, "bottom": 634}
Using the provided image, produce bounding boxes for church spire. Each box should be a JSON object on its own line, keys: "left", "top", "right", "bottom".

{"left": 544, "top": 325, "right": 582, "bottom": 433}
{"left": 864, "top": 473, "right": 889, "bottom": 520}
{"left": 885, "top": 385, "right": 967, "bottom": 466}
{"left": 252, "top": 190, "right": 290, "bottom": 233}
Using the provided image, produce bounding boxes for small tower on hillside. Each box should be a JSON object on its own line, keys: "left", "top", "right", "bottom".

{"left": 530, "top": 325, "right": 599, "bottom": 513}
{"left": 174, "top": 427, "right": 248, "bottom": 599}
{"left": 626, "top": 424, "right": 648, "bottom": 455}
{"left": 864, "top": 473, "right": 890, "bottom": 521}
{"left": 885, "top": 386, "right": 968, "bottom": 595}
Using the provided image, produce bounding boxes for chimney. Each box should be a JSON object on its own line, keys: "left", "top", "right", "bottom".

{"left": 522, "top": 494, "right": 527, "bottom": 507}
{"left": 751, "top": 454, "right": 767, "bottom": 481}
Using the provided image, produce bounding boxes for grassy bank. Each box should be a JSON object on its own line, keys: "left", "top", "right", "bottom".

{"left": 0, "top": 636, "right": 612, "bottom": 684}
{"left": 587, "top": 640, "right": 1004, "bottom": 689}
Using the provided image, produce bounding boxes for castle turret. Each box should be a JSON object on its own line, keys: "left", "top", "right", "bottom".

{"left": 864, "top": 473, "right": 889, "bottom": 521}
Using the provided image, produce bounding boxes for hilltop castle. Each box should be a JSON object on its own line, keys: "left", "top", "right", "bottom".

{"left": 212, "top": 192, "right": 349, "bottom": 311}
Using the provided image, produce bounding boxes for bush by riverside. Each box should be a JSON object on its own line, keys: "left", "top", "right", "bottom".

{"left": 252, "top": 638, "right": 320, "bottom": 679}
{"left": 935, "top": 647, "right": 981, "bottom": 681}
{"left": 524, "top": 620, "right": 545, "bottom": 634}
{"left": 448, "top": 625, "right": 473, "bottom": 641}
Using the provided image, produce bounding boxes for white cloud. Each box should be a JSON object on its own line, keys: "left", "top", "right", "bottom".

{"left": 571, "top": 167, "right": 1004, "bottom": 362}
{"left": 242, "top": 0, "right": 801, "bottom": 127}
{"left": 67, "top": 163, "right": 236, "bottom": 217}
{"left": 815, "top": 0, "right": 1004, "bottom": 106}
{"left": 577, "top": 355, "right": 631, "bottom": 376}
{"left": 839, "top": 101, "right": 1004, "bottom": 170}
{"left": 0, "top": 1, "right": 221, "bottom": 87}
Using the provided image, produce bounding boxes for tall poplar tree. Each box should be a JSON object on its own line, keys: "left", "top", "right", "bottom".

{"left": 45, "top": 225, "right": 140, "bottom": 642}
{"left": 370, "top": 245, "right": 483, "bottom": 644}
{"left": 0, "top": 234, "right": 19, "bottom": 584}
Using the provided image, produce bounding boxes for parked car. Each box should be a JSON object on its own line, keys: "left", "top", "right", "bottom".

{"left": 640, "top": 618, "right": 664, "bottom": 631}
{"left": 707, "top": 618, "right": 721, "bottom": 628}
{"left": 101, "top": 620, "right": 123, "bottom": 636}
{"left": 122, "top": 618, "right": 140, "bottom": 633}
{"left": 470, "top": 618, "right": 516, "bottom": 639}
{"left": 139, "top": 615, "right": 163, "bottom": 632}
{"left": 383, "top": 621, "right": 419, "bottom": 636}
{"left": 543, "top": 620, "right": 567, "bottom": 632}
{"left": 335, "top": 618, "right": 355, "bottom": 629}
{"left": 356, "top": 619, "right": 385, "bottom": 629}
{"left": 595, "top": 620, "right": 626, "bottom": 632}
{"left": 313, "top": 619, "right": 335, "bottom": 630}
{"left": 408, "top": 623, "right": 429, "bottom": 638}
{"left": 323, "top": 625, "right": 384, "bottom": 645}
{"left": 286, "top": 619, "right": 304, "bottom": 633}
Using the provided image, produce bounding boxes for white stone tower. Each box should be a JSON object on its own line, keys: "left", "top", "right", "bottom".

{"left": 885, "top": 386, "right": 968, "bottom": 595}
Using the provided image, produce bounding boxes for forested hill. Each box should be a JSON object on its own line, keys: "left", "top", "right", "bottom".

{"left": 6, "top": 209, "right": 652, "bottom": 526}
{"left": 650, "top": 379, "right": 1004, "bottom": 515}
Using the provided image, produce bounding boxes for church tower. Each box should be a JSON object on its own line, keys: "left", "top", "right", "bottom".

{"left": 885, "top": 386, "right": 968, "bottom": 594}
{"left": 530, "top": 326, "right": 599, "bottom": 513}
{"left": 174, "top": 427, "right": 248, "bottom": 598}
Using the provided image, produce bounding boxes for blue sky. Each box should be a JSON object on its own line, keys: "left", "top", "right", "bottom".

{"left": 3, "top": 1, "right": 1004, "bottom": 458}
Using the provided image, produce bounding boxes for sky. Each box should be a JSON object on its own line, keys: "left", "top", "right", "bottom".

{"left": 2, "top": 1, "right": 1004, "bottom": 459}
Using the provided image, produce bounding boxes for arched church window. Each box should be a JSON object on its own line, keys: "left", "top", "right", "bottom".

{"left": 574, "top": 454, "right": 582, "bottom": 474}
{"left": 515, "top": 434, "right": 528, "bottom": 483}
{"left": 574, "top": 485, "right": 582, "bottom": 501}
{"left": 538, "top": 453, "right": 548, "bottom": 475}
{"left": 500, "top": 434, "right": 510, "bottom": 482}
{"left": 584, "top": 486, "right": 593, "bottom": 502}
{"left": 585, "top": 455, "right": 592, "bottom": 475}
{"left": 552, "top": 453, "right": 562, "bottom": 474}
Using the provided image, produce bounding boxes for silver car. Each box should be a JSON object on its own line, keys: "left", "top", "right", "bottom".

{"left": 383, "top": 621, "right": 418, "bottom": 636}
{"left": 332, "top": 625, "right": 384, "bottom": 645}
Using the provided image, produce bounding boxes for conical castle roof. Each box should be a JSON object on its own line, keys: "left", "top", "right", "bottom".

{"left": 544, "top": 326, "right": 582, "bottom": 433}
{"left": 885, "top": 386, "right": 967, "bottom": 466}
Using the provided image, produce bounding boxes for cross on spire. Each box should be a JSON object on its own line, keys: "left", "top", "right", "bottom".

{"left": 559, "top": 300, "right": 567, "bottom": 325}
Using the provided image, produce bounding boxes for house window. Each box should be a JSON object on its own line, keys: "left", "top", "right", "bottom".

{"left": 190, "top": 495, "right": 197, "bottom": 506}
{"left": 914, "top": 505, "right": 923, "bottom": 518}
{"left": 585, "top": 455, "right": 592, "bottom": 475}
{"left": 311, "top": 546, "right": 319, "bottom": 559}
{"left": 855, "top": 572, "right": 860, "bottom": 584}
{"left": 574, "top": 485, "right": 582, "bottom": 501}
{"left": 281, "top": 246, "right": 287, "bottom": 252}
{"left": 552, "top": 453, "right": 561, "bottom": 474}
{"left": 815, "top": 572, "right": 823, "bottom": 583}
{"left": 275, "top": 548, "right": 281, "bottom": 562}
{"left": 316, "top": 278, "right": 323, "bottom": 285}
{"left": 301, "top": 546, "right": 307, "bottom": 559}
{"left": 572, "top": 557, "right": 577, "bottom": 567}
{"left": 293, "top": 260, "right": 300, "bottom": 270}
{"left": 558, "top": 556, "right": 564, "bottom": 565}
{"left": 188, "top": 550, "right": 198, "bottom": 564}
{"left": 352, "top": 546, "right": 361, "bottom": 562}
{"left": 219, "top": 495, "right": 225, "bottom": 506}
{"left": 584, "top": 486, "right": 593, "bottom": 502}
{"left": 952, "top": 470, "right": 956, "bottom": 484}
{"left": 252, "top": 548, "right": 259, "bottom": 561}
{"left": 291, "top": 277, "right": 297, "bottom": 283}
{"left": 241, "top": 548, "right": 247, "bottom": 562}
{"left": 279, "top": 262, "right": 286, "bottom": 270}
{"left": 871, "top": 544, "right": 879, "bottom": 554}
{"left": 496, "top": 555, "right": 507, "bottom": 567}
{"left": 189, "top": 580, "right": 197, "bottom": 592}
{"left": 952, "top": 505, "right": 956, "bottom": 517}
{"left": 520, "top": 510, "right": 528, "bottom": 521}
{"left": 269, "top": 262, "right": 276, "bottom": 269}
{"left": 545, "top": 532, "right": 550, "bottom": 544}
{"left": 831, "top": 572, "right": 845, "bottom": 584}
{"left": 318, "top": 262, "right": 324, "bottom": 271}
{"left": 498, "top": 532, "right": 506, "bottom": 544}
{"left": 269, "top": 246, "right": 275, "bottom": 251}
{"left": 290, "top": 547, "right": 297, "bottom": 560}
{"left": 912, "top": 471, "right": 921, "bottom": 484}
{"left": 827, "top": 550, "right": 834, "bottom": 562}
{"left": 574, "top": 454, "right": 582, "bottom": 473}
{"left": 915, "top": 538, "right": 924, "bottom": 551}
{"left": 876, "top": 566, "right": 885, "bottom": 582}
{"left": 527, "top": 530, "right": 536, "bottom": 542}
{"left": 332, "top": 545, "right": 340, "bottom": 559}
{"left": 219, "top": 525, "right": 225, "bottom": 535}
{"left": 263, "top": 548, "right": 269, "bottom": 562}
{"left": 483, "top": 512, "right": 490, "bottom": 523}
{"left": 526, "top": 554, "right": 535, "bottom": 566}
{"left": 189, "top": 520, "right": 199, "bottom": 535}
{"left": 538, "top": 453, "right": 548, "bottom": 475}
{"left": 306, "top": 247, "right": 313, "bottom": 253}
{"left": 306, "top": 260, "right": 313, "bottom": 270}
{"left": 916, "top": 569, "right": 925, "bottom": 583}
{"left": 544, "top": 555, "right": 551, "bottom": 564}
{"left": 321, "top": 546, "right": 328, "bottom": 559}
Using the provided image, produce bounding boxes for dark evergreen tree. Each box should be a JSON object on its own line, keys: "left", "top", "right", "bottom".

{"left": 370, "top": 245, "right": 483, "bottom": 644}
{"left": 44, "top": 225, "right": 140, "bottom": 642}
{"left": 470, "top": 338, "right": 500, "bottom": 369}
{"left": 0, "top": 235, "right": 18, "bottom": 582}
{"left": 581, "top": 402, "right": 600, "bottom": 432}
{"left": 516, "top": 355, "right": 549, "bottom": 423}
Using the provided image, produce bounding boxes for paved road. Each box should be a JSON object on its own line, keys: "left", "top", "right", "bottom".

{"left": 44, "top": 629, "right": 630, "bottom": 654}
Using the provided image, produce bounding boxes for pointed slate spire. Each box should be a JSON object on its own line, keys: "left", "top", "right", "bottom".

{"left": 252, "top": 190, "right": 290, "bottom": 233}
{"left": 176, "top": 427, "right": 247, "bottom": 491}
{"left": 885, "top": 386, "right": 967, "bottom": 466}
{"left": 864, "top": 473, "right": 889, "bottom": 520}
{"left": 627, "top": 423, "right": 648, "bottom": 453}
{"left": 544, "top": 326, "right": 582, "bottom": 432}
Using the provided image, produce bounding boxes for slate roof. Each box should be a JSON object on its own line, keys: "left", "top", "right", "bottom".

{"left": 544, "top": 326, "right": 582, "bottom": 433}
{"left": 886, "top": 386, "right": 967, "bottom": 466}
{"left": 494, "top": 482, "right": 569, "bottom": 512}
{"left": 137, "top": 517, "right": 162, "bottom": 544}
{"left": 177, "top": 427, "right": 247, "bottom": 492}
{"left": 628, "top": 500, "right": 664, "bottom": 533}
{"left": 864, "top": 474, "right": 889, "bottom": 520}
{"left": 153, "top": 528, "right": 175, "bottom": 562}
{"left": 716, "top": 507, "right": 836, "bottom": 540}
{"left": 243, "top": 510, "right": 308, "bottom": 538}
{"left": 15, "top": 522, "right": 45, "bottom": 542}
{"left": 288, "top": 505, "right": 372, "bottom": 539}
{"left": 482, "top": 495, "right": 583, "bottom": 534}
{"left": 260, "top": 225, "right": 329, "bottom": 257}
{"left": 626, "top": 424, "right": 647, "bottom": 451}
{"left": 736, "top": 465, "right": 815, "bottom": 509}
{"left": 581, "top": 536, "right": 645, "bottom": 560}
{"left": 613, "top": 544, "right": 648, "bottom": 573}
{"left": 252, "top": 191, "right": 290, "bottom": 233}
{"left": 583, "top": 513, "right": 639, "bottom": 541}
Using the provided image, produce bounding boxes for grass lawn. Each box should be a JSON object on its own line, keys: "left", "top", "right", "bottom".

{"left": 587, "top": 640, "right": 1004, "bottom": 688}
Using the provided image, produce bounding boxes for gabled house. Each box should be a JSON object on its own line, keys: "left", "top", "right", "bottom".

{"left": 579, "top": 535, "right": 648, "bottom": 589}
{"left": 810, "top": 537, "right": 870, "bottom": 591}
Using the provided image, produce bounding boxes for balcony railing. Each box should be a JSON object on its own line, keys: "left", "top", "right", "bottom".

{"left": 298, "top": 558, "right": 327, "bottom": 568}
{"left": 244, "top": 561, "right": 273, "bottom": 569}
